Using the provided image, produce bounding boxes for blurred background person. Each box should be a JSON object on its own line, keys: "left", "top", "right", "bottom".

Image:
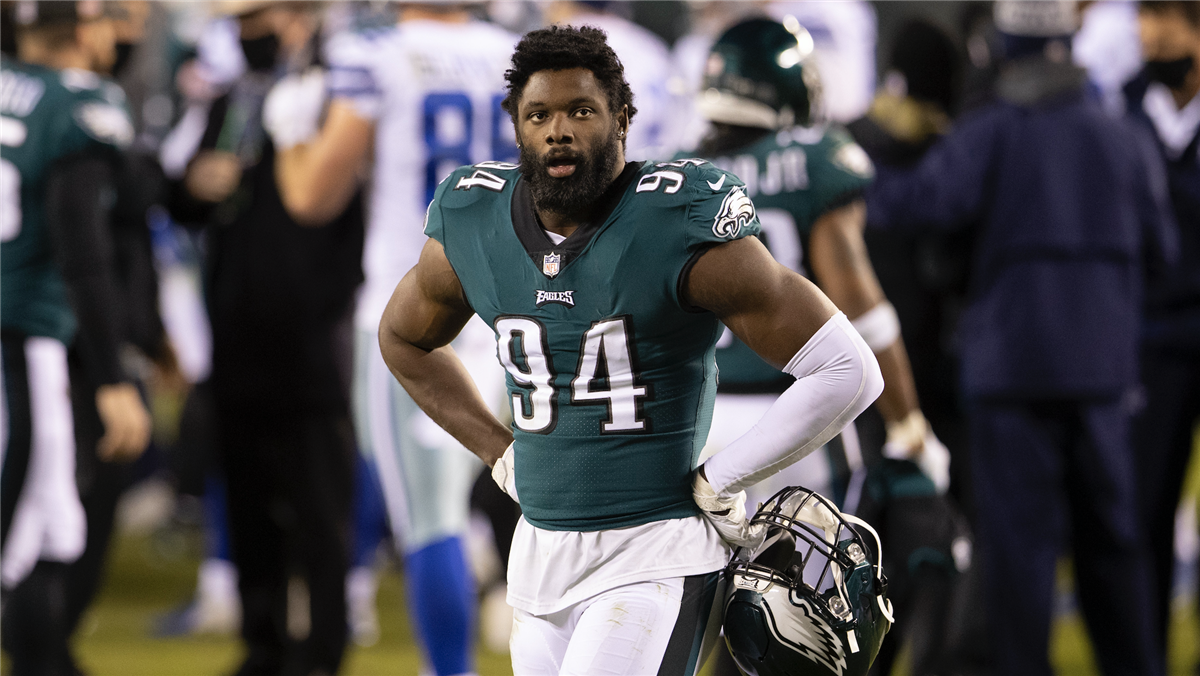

{"left": 682, "top": 16, "right": 963, "bottom": 676}
{"left": 1126, "top": 0, "right": 1200, "bottom": 667}
{"left": 542, "top": 0, "right": 675, "bottom": 159}
{"left": 1, "top": 1, "right": 152, "bottom": 673}
{"left": 865, "top": 1, "right": 1178, "bottom": 674}
{"left": 164, "top": 2, "right": 366, "bottom": 674}
{"left": 266, "top": 3, "right": 515, "bottom": 674}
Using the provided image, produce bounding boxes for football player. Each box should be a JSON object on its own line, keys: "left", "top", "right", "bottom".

{"left": 264, "top": 4, "right": 516, "bottom": 674}
{"left": 687, "top": 18, "right": 949, "bottom": 513}
{"left": 377, "top": 25, "right": 883, "bottom": 674}
{"left": 1, "top": 2, "right": 150, "bottom": 672}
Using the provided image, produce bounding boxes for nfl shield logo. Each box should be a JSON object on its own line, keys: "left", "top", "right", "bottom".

{"left": 542, "top": 253, "right": 561, "bottom": 278}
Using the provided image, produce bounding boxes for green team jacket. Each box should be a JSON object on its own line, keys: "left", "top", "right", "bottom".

{"left": 678, "top": 126, "right": 875, "bottom": 392}
{"left": 426, "top": 159, "right": 762, "bottom": 531}
{"left": 1, "top": 56, "right": 132, "bottom": 344}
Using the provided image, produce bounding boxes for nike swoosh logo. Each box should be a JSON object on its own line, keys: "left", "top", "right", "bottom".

{"left": 707, "top": 175, "right": 726, "bottom": 191}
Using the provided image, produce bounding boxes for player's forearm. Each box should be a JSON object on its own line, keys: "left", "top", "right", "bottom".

{"left": 379, "top": 330, "right": 513, "bottom": 467}
{"left": 872, "top": 339, "right": 921, "bottom": 423}
{"left": 274, "top": 143, "right": 361, "bottom": 227}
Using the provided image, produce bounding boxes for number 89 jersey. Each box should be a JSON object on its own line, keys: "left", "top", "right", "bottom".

{"left": 426, "top": 159, "right": 762, "bottom": 531}
{"left": 325, "top": 19, "right": 518, "bottom": 331}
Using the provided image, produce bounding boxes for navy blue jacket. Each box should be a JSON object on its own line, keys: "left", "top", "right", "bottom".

{"left": 1125, "top": 74, "right": 1200, "bottom": 354}
{"left": 867, "top": 60, "right": 1178, "bottom": 400}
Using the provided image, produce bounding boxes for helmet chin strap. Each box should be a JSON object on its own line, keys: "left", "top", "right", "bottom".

{"left": 841, "top": 514, "right": 896, "bottom": 625}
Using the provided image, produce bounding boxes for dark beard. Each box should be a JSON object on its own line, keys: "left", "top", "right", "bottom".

{"left": 519, "top": 131, "right": 621, "bottom": 218}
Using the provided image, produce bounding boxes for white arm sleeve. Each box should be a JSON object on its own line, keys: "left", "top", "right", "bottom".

{"left": 702, "top": 312, "right": 884, "bottom": 494}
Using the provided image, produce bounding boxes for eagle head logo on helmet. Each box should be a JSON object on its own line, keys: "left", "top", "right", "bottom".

{"left": 722, "top": 486, "right": 894, "bottom": 676}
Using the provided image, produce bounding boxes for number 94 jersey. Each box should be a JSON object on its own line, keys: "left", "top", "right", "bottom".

{"left": 426, "top": 159, "right": 762, "bottom": 532}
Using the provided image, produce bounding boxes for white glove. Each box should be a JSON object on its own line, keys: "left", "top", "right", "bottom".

{"left": 883, "top": 410, "right": 951, "bottom": 494}
{"left": 491, "top": 442, "right": 518, "bottom": 503}
{"left": 693, "top": 467, "right": 766, "bottom": 550}
{"left": 263, "top": 68, "right": 326, "bottom": 150}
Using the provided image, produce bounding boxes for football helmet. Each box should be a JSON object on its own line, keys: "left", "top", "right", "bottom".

{"left": 722, "top": 486, "right": 893, "bottom": 676}
{"left": 699, "top": 17, "right": 824, "bottom": 130}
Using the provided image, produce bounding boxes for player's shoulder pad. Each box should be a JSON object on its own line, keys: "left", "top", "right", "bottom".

{"left": 635, "top": 159, "right": 761, "bottom": 245}
{"left": 433, "top": 161, "right": 521, "bottom": 211}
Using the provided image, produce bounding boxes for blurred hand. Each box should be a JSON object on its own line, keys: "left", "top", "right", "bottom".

{"left": 95, "top": 382, "right": 151, "bottom": 462}
{"left": 883, "top": 409, "right": 951, "bottom": 494}
{"left": 263, "top": 67, "right": 326, "bottom": 151}
{"left": 185, "top": 151, "right": 241, "bottom": 203}
{"left": 693, "top": 466, "right": 767, "bottom": 550}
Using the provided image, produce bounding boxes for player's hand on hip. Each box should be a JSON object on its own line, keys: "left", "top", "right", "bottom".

{"left": 263, "top": 67, "right": 327, "bottom": 151}
{"left": 693, "top": 465, "right": 766, "bottom": 549}
{"left": 95, "top": 383, "right": 152, "bottom": 463}
{"left": 883, "top": 409, "right": 950, "bottom": 494}
{"left": 491, "top": 442, "right": 519, "bottom": 503}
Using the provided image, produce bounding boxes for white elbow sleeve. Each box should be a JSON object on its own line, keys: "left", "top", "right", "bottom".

{"left": 703, "top": 312, "right": 884, "bottom": 494}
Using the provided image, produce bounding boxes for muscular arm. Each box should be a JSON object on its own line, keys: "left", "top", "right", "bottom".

{"left": 274, "top": 101, "right": 374, "bottom": 227}
{"left": 685, "top": 236, "right": 883, "bottom": 493}
{"left": 378, "top": 238, "right": 513, "bottom": 467}
{"left": 809, "top": 200, "right": 920, "bottom": 426}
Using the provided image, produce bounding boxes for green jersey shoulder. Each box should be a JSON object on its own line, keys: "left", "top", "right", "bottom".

{"left": 1, "top": 57, "right": 133, "bottom": 342}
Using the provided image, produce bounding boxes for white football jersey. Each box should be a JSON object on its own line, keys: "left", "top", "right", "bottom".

{"left": 565, "top": 13, "right": 677, "bottom": 161}
{"left": 326, "top": 20, "right": 519, "bottom": 330}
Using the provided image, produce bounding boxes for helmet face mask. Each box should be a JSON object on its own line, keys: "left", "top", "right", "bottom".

{"left": 723, "top": 486, "right": 893, "bottom": 676}
{"left": 699, "top": 17, "right": 824, "bottom": 130}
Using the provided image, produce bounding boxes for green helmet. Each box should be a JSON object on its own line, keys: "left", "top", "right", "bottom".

{"left": 723, "top": 486, "right": 893, "bottom": 676}
{"left": 699, "top": 17, "right": 823, "bottom": 130}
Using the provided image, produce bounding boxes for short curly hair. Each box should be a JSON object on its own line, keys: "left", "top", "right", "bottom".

{"left": 501, "top": 25, "right": 638, "bottom": 127}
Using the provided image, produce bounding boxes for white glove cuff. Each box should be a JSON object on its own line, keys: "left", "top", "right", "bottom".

{"left": 491, "top": 442, "right": 518, "bottom": 503}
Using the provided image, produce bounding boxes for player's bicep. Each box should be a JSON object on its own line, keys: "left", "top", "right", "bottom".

{"left": 685, "top": 236, "right": 838, "bottom": 369}
{"left": 380, "top": 238, "right": 474, "bottom": 352}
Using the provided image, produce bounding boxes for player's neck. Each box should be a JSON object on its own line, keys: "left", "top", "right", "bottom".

{"left": 399, "top": 6, "right": 472, "bottom": 24}
{"left": 535, "top": 157, "right": 627, "bottom": 237}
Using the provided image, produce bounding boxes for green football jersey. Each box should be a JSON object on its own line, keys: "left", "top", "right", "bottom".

{"left": 679, "top": 125, "right": 874, "bottom": 392}
{"left": 0, "top": 56, "right": 133, "bottom": 344}
{"left": 426, "top": 159, "right": 762, "bottom": 531}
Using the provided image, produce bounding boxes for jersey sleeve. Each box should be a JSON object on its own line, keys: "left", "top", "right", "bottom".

{"left": 674, "top": 160, "right": 763, "bottom": 252}
{"left": 324, "top": 29, "right": 384, "bottom": 121}
{"left": 807, "top": 127, "right": 874, "bottom": 221}
{"left": 56, "top": 88, "right": 134, "bottom": 159}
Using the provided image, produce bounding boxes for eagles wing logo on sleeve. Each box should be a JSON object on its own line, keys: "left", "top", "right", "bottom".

{"left": 73, "top": 102, "right": 134, "bottom": 149}
{"left": 762, "top": 592, "right": 848, "bottom": 676}
{"left": 712, "top": 186, "right": 755, "bottom": 239}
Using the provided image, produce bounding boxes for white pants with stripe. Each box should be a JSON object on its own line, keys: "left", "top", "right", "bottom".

{"left": 510, "top": 573, "right": 724, "bottom": 676}
{"left": 0, "top": 336, "right": 86, "bottom": 589}
{"left": 352, "top": 318, "right": 504, "bottom": 551}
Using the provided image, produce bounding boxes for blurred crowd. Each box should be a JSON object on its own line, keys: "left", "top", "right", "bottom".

{"left": 0, "top": 2, "right": 1197, "bottom": 676}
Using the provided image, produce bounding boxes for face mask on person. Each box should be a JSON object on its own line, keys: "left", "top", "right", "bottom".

{"left": 240, "top": 33, "right": 279, "bottom": 72}
{"left": 1145, "top": 55, "right": 1195, "bottom": 90}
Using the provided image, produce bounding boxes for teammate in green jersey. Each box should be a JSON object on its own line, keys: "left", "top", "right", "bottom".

{"left": 379, "top": 25, "right": 884, "bottom": 675}
{"left": 1, "top": 3, "right": 150, "bottom": 672}
{"left": 687, "top": 18, "right": 950, "bottom": 510}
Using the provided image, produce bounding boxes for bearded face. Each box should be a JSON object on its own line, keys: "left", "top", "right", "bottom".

{"left": 519, "top": 120, "right": 622, "bottom": 217}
